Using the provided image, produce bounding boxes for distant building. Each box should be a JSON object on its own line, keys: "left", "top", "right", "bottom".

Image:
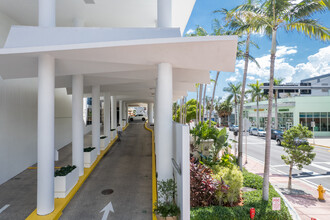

{"left": 241, "top": 74, "right": 330, "bottom": 137}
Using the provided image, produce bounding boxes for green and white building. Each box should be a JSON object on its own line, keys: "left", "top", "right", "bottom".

{"left": 243, "top": 74, "right": 330, "bottom": 137}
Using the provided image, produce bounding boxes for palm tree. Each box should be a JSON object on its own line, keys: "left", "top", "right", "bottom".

{"left": 219, "top": 0, "right": 263, "bottom": 170}
{"left": 274, "top": 78, "right": 284, "bottom": 129}
{"left": 209, "top": 72, "right": 220, "bottom": 126}
{"left": 238, "top": 0, "right": 330, "bottom": 201}
{"left": 202, "top": 84, "right": 207, "bottom": 123}
{"left": 223, "top": 82, "right": 242, "bottom": 126}
{"left": 199, "top": 84, "right": 203, "bottom": 122}
{"left": 215, "top": 100, "right": 233, "bottom": 126}
{"left": 246, "top": 80, "right": 265, "bottom": 129}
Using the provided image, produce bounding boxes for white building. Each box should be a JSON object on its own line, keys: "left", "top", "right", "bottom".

{"left": 0, "top": 0, "right": 237, "bottom": 217}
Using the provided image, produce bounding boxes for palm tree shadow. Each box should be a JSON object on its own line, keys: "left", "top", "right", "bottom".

{"left": 280, "top": 188, "right": 317, "bottom": 207}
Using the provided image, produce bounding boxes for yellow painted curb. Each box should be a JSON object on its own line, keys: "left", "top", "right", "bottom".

{"left": 25, "top": 125, "right": 130, "bottom": 220}
{"left": 123, "top": 123, "right": 129, "bottom": 131}
{"left": 144, "top": 122, "right": 157, "bottom": 220}
{"left": 312, "top": 143, "right": 330, "bottom": 149}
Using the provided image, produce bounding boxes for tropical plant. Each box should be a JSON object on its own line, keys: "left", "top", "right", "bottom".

{"left": 238, "top": 0, "right": 329, "bottom": 200}
{"left": 246, "top": 80, "right": 265, "bottom": 129}
{"left": 281, "top": 124, "right": 315, "bottom": 189}
{"left": 223, "top": 82, "right": 242, "bottom": 125}
{"left": 219, "top": 0, "right": 263, "bottom": 170}
{"left": 213, "top": 165, "right": 243, "bottom": 206}
{"left": 154, "top": 179, "right": 180, "bottom": 218}
{"left": 215, "top": 100, "right": 233, "bottom": 126}
{"left": 190, "top": 160, "right": 220, "bottom": 207}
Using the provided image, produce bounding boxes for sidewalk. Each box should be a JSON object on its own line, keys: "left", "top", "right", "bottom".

{"left": 244, "top": 156, "right": 330, "bottom": 220}
{"left": 308, "top": 138, "right": 330, "bottom": 149}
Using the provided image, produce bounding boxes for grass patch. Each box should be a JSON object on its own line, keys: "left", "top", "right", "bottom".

{"left": 190, "top": 169, "right": 292, "bottom": 220}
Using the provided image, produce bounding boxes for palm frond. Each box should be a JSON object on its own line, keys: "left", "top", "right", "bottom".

{"left": 286, "top": 19, "right": 330, "bottom": 41}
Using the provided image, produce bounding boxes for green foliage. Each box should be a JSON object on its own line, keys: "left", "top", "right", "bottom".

{"left": 84, "top": 147, "right": 95, "bottom": 152}
{"left": 281, "top": 124, "right": 315, "bottom": 170}
{"left": 212, "top": 166, "right": 243, "bottom": 206}
{"left": 242, "top": 168, "right": 265, "bottom": 190}
{"left": 154, "top": 179, "right": 180, "bottom": 217}
{"left": 191, "top": 171, "right": 292, "bottom": 220}
{"left": 54, "top": 165, "right": 76, "bottom": 177}
{"left": 173, "top": 99, "right": 200, "bottom": 123}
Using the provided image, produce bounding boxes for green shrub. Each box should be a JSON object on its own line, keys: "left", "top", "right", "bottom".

{"left": 212, "top": 165, "right": 243, "bottom": 206}
{"left": 54, "top": 165, "right": 76, "bottom": 177}
{"left": 191, "top": 171, "right": 292, "bottom": 220}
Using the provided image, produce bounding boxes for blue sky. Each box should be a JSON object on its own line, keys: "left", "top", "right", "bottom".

{"left": 183, "top": 0, "right": 330, "bottom": 101}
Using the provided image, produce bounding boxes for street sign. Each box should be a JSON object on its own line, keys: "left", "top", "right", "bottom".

{"left": 311, "top": 121, "right": 315, "bottom": 127}
{"left": 243, "top": 118, "right": 251, "bottom": 131}
{"left": 272, "top": 197, "right": 281, "bottom": 211}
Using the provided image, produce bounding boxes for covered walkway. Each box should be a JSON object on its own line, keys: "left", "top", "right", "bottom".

{"left": 61, "top": 121, "right": 152, "bottom": 220}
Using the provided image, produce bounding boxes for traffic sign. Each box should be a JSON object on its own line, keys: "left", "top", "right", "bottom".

{"left": 272, "top": 197, "right": 281, "bottom": 211}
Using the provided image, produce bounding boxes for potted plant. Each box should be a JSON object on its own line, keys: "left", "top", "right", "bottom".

{"left": 54, "top": 165, "right": 79, "bottom": 198}
{"left": 100, "top": 135, "right": 107, "bottom": 150}
{"left": 154, "top": 179, "right": 180, "bottom": 220}
{"left": 84, "top": 147, "right": 97, "bottom": 168}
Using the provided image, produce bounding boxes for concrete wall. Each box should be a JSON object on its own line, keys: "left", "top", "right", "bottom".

{"left": 0, "top": 14, "right": 91, "bottom": 184}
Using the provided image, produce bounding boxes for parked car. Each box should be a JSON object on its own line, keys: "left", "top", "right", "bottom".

{"left": 129, "top": 114, "right": 146, "bottom": 121}
{"left": 250, "top": 127, "right": 258, "bottom": 135}
{"left": 229, "top": 125, "right": 238, "bottom": 131}
{"left": 257, "top": 129, "right": 266, "bottom": 137}
{"left": 276, "top": 134, "right": 283, "bottom": 145}
{"left": 271, "top": 129, "right": 283, "bottom": 139}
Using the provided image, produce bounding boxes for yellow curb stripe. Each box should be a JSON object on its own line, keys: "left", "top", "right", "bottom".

{"left": 144, "top": 122, "right": 157, "bottom": 220}
{"left": 26, "top": 125, "right": 129, "bottom": 220}
{"left": 312, "top": 144, "right": 330, "bottom": 149}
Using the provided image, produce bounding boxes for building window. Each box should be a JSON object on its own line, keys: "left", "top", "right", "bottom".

{"left": 299, "top": 112, "right": 329, "bottom": 132}
{"left": 322, "top": 88, "right": 329, "bottom": 93}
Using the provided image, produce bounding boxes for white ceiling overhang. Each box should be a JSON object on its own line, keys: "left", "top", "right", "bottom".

{"left": 0, "top": 35, "right": 238, "bottom": 102}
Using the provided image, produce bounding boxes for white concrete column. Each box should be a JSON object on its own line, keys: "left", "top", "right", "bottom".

{"left": 148, "top": 102, "right": 154, "bottom": 124}
{"left": 126, "top": 103, "right": 129, "bottom": 124}
{"left": 119, "top": 100, "right": 123, "bottom": 127}
{"left": 72, "top": 75, "right": 84, "bottom": 176}
{"left": 104, "top": 92, "right": 111, "bottom": 144}
{"left": 92, "top": 85, "right": 100, "bottom": 155}
{"left": 157, "top": 0, "right": 172, "bottom": 28}
{"left": 39, "top": 0, "right": 56, "bottom": 27}
{"left": 155, "top": 63, "right": 173, "bottom": 181}
{"left": 110, "top": 96, "right": 117, "bottom": 139}
{"left": 37, "top": 54, "right": 55, "bottom": 215}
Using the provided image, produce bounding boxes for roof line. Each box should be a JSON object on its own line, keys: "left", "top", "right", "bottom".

{"left": 301, "top": 73, "right": 330, "bottom": 82}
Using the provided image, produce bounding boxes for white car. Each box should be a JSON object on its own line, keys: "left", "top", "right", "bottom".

{"left": 130, "top": 114, "right": 147, "bottom": 121}
{"left": 257, "top": 129, "right": 266, "bottom": 137}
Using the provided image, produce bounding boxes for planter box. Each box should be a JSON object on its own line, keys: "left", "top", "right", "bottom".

{"left": 110, "top": 130, "right": 117, "bottom": 141}
{"left": 84, "top": 148, "right": 97, "bottom": 168}
{"left": 100, "top": 137, "right": 107, "bottom": 150}
{"left": 54, "top": 167, "right": 79, "bottom": 198}
{"left": 156, "top": 215, "right": 177, "bottom": 220}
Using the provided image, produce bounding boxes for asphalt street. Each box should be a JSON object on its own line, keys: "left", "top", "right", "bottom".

{"left": 228, "top": 131, "right": 330, "bottom": 191}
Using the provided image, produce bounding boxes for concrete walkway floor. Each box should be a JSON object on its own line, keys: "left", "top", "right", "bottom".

{"left": 0, "top": 121, "right": 152, "bottom": 219}
{"left": 60, "top": 122, "right": 152, "bottom": 220}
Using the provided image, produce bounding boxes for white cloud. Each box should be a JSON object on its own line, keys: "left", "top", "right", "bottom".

{"left": 247, "top": 76, "right": 255, "bottom": 80}
{"left": 226, "top": 76, "right": 238, "bottom": 82}
{"left": 235, "top": 45, "right": 330, "bottom": 83}
{"left": 186, "top": 29, "right": 194, "bottom": 35}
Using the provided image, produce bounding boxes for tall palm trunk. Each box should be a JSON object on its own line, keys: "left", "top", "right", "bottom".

{"left": 238, "top": 33, "right": 250, "bottom": 170}
{"left": 209, "top": 72, "right": 220, "bottom": 127}
{"left": 263, "top": 28, "right": 277, "bottom": 201}
{"left": 275, "top": 90, "right": 278, "bottom": 129}
{"left": 202, "top": 84, "right": 207, "bottom": 123}
{"left": 235, "top": 100, "right": 238, "bottom": 125}
{"left": 199, "top": 84, "right": 203, "bottom": 122}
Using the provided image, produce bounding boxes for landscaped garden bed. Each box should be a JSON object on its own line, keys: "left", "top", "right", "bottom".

{"left": 189, "top": 122, "right": 292, "bottom": 220}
